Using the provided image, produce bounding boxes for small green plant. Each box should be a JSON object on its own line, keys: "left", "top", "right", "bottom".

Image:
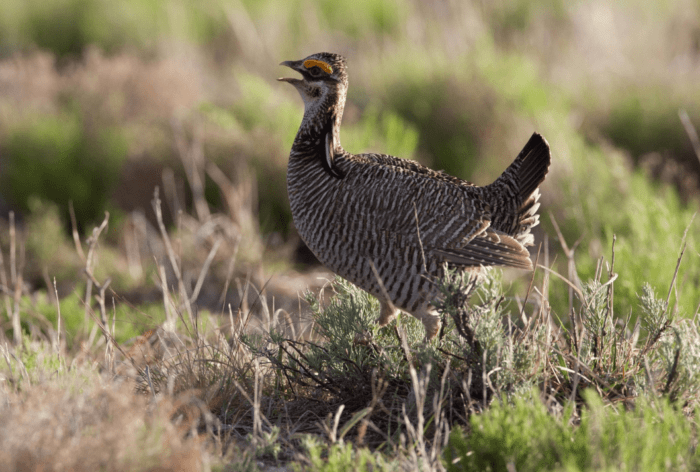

{"left": 298, "top": 435, "right": 389, "bottom": 472}
{"left": 649, "top": 313, "right": 700, "bottom": 403}
{"left": 248, "top": 426, "right": 281, "bottom": 461}
{"left": 445, "top": 390, "right": 586, "bottom": 472}
{"left": 445, "top": 389, "right": 699, "bottom": 472}
{"left": 11, "top": 336, "right": 63, "bottom": 386}
{"left": 305, "top": 278, "right": 424, "bottom": 377}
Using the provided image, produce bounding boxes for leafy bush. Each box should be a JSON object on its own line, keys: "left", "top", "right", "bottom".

{"left": 303, "top": 277, "right": 425, "bottom": 379}
{"left": 445, "top": 391, "right": 586, "bottom": 472}
{"left": 445, "top": 390, "right": 699, "bottom": 472}
{"left": 298, "top": 436, "right": 389, "bottom": 472}
{"left": 22, "top": 198, "right": 82, "bottom": 282}
{"left": 342, "top": 106, "right": 419, "bottom": 159}
{"left": 594, "top": 93, "right": 700, "bottom": 172}
{"left": 0, "top": 0, "right": 229, "bottom": 57}
{"left": 2, "top": 112, "right": 127, "bottom": 230}
{"left": 383, "top": 70, "right": 484, "bottom": 179}
{"left": 556, "top": 130, "right": 700, "bottom": 319}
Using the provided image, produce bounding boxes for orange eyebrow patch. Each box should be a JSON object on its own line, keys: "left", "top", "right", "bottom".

{"left": 303, "top": 59, "right": 333, "bottom": 74}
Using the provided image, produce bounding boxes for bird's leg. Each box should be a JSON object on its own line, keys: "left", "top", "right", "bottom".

{"left": 377, "top": 299, "right": 399, "bottom": 326}
{"left": 416, "top": 306, "right": 441, "bottom": 341}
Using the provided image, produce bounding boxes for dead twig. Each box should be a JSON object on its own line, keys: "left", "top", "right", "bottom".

{"left": 679, "top": 109, "right": 700, "bottom": 164}
{"left": 84, "top": 212, "right": 110, "bottom": 326}
{"left": 152, "top": 187, "right": 194, "bottom": 324}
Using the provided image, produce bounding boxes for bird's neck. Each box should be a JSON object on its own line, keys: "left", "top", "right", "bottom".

{"left": 291, "top": 85, "right": 347, "bottom": 158}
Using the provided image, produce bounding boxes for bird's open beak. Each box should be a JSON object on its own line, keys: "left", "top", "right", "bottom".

{"left": 278, "top": 60, "right": 303, "bottom": 84}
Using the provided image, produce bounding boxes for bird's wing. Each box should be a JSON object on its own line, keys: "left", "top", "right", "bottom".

{"left": 335, "top": 153, "right": 532, "bottom": 269}
{"left": 432, "top": 228, "right": 533, "bottom": 270}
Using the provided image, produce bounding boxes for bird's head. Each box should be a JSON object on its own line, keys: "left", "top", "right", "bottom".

{"left": 278, "top": 52, "right": 348, "bottom": 109}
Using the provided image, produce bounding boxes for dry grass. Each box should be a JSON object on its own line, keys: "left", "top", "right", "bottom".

{"left": 0, "top": 374, "right": 205, "bottom": 472}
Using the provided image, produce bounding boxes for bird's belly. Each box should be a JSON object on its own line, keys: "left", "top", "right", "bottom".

{"left": 296, "top": 214, "right": 443, "bottom": 312}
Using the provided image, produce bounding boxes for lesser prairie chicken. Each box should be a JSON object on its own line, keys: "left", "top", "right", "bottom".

{"left": 279, "top": 52, "right": 550, "bottom": 339}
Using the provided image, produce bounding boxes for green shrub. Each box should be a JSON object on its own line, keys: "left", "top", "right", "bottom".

{"left": 315, "top": 0, "right": 403, "bottom": 39}
{"left": 597, "top": 94, "right": 700, "bottom": 169}
{"left": 342, "top": 106, "right": 419, "bottom": 159}
{"left": 298, "top": 436, "right": 391, "bottom": 472}
{"left": 303, "top": 277, "right": 425, "bottom": 380}
{"left": 2, "top": 112, "right": 127, "bottom": 230}
{"left": 557, "top": 133, "right": 700, "bottom": 319}
{"left": 0, "top": 0, "right": 229, "bottom": 57}
{"left": 23, "top": 198, "right": 82, "bottom": 282}
{"left": 384, "top": 70, "right": 484, "bottom": 179}
{"left": 24, "top": 0, "right": 93, "bottom": 58}
{"left": 445, "top": 391, "right": 586, "bottom": 472}
{"left": 445, "top": 390, "right": 699, "bottom": 472}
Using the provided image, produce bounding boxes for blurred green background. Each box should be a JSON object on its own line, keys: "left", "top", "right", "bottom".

{"left": 0, "top": 0, "right": 699, "bottom": 320}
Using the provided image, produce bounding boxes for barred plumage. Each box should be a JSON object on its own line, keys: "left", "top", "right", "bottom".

{"left": 279, "top": 52, "right": 551, "bottom": 339}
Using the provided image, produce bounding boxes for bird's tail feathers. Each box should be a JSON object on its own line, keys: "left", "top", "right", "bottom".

{"left": 507, "top": 132, "right": 551, "bottom": 201}
{"left": 487, "top": 133, "right": 550, "bottom": 246}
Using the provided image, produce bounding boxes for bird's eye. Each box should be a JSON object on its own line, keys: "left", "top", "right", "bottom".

{"left": 308, "top": 66, "right": 323, "bottom": 77}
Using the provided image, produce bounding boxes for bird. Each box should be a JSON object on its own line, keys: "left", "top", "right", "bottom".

{"left": 278, "top": 52, "right": 550, "bottom": 340}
